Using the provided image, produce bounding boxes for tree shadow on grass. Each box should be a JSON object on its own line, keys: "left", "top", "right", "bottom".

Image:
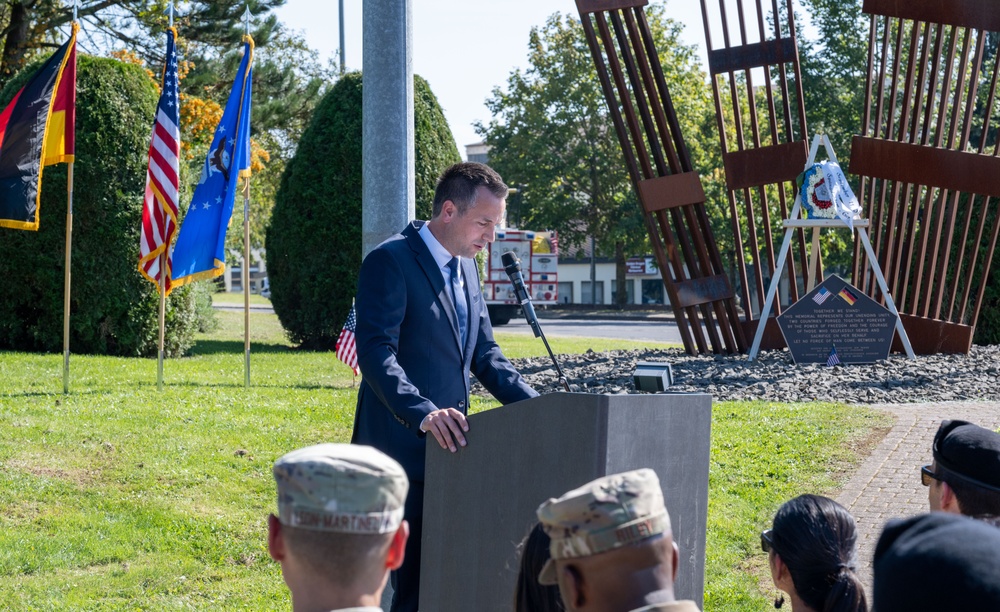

{"left": 1, "top": 390, "right": 103, "bottom": 399}
{"left": 187, "top": 340, "right": 298, "bottom": 356}
{"left": 160, "top": 379, "right": 341, "bottom": 391}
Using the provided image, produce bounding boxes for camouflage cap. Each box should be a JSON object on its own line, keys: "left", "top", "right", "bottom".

{"left": 535, "top": 468, "right": 670, "bottom": 585}
{"left": 273, "top": 443, "right": 408, "bottom": 534}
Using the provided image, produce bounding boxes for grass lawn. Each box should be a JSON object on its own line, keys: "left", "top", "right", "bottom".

{"left": 0, "top": 309, "right": 890, "bottom": 610}
{"left": 210, "top": 291, "right": 274, "bottom": 307}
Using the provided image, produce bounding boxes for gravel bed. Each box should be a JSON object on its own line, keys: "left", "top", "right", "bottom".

{"left": 472, "top": 345, "right": 1000, "bottom": 404}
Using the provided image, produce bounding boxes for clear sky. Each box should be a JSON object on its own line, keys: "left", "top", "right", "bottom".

{"left": 274, "top": 0, "right": 719, "bottom": 158}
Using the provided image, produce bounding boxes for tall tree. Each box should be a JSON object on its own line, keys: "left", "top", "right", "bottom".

{"left": 0, "top": 1, "right": 330, "bottom": 256}
{"left": 796, "top": 0, "right": 868, "bottom": 271}
{"left": 478, "top": 6, "right": 722, "bottom": 306}
{"left": 0, "top": 1, "right": 286, "bottom": 87}
{"left": 266, "top": 73, "right": 460, "bottom": 349}
{"left": 798, "top": 0, "right": 867, "bottom": 167}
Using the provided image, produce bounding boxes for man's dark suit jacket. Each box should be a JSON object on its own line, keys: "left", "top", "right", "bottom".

{"left": 351, "top": 221, "right": 538, "bottom": 483}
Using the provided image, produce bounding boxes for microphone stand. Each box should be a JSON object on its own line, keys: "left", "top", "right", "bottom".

{"left": 502, "top": 251, "right": 572, "bottom": 392}
{"left": 534, "top": 320, "right": 572, "bottom": 392}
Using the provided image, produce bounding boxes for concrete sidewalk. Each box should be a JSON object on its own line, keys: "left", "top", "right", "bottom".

{"left": 835, "top": 401, "right": 1000, "bottom": 595}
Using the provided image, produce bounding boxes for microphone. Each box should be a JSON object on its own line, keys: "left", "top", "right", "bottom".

{"left": 501, "top": 251, "right": 572, "bottom": 393}
{"left": 501, "top": 251, "right": 541, "bottom": 338}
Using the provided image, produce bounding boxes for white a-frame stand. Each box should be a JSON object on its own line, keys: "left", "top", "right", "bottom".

{"left": 747, "top": 134, "right": 916, "bottom": 361}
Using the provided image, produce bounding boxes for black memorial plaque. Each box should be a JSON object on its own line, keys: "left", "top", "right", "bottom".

{"left": 777, "top": 274, "right": 898, "bottom": 364}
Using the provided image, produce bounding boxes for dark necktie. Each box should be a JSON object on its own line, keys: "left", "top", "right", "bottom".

{"left": 447, "top": 257, "right": 468, "bottom": 347}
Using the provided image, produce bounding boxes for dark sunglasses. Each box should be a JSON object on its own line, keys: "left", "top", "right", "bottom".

{"left": 921, "top": 464, "right": 942, "bottom": 487}
{"left": 761, "top": 528, "right": 774, "bottom": 553}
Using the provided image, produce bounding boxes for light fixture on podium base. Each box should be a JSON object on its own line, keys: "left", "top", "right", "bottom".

{"left": 633, "top": 361, "right": 674, "bottom": 393}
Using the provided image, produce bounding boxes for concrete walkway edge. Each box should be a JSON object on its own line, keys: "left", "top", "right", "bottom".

{"left": 835, "top": 401, "right": 1000, "bottom": 598}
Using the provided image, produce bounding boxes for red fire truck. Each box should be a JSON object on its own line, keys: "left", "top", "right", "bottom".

{"left": 483, "top": 229, "right": 559, "bottom": 325}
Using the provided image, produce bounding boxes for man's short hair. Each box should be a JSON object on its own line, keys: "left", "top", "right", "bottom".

{"left": 874, "top": 513, "right": 1000, "bottom": 610}
{"left": 282, "top": 525, "right": 394, "bottom": 588}
{"left": 432, "top": 162, "right": 508, "bottom": 217}
{"left": 933, "top": 420, "right": 1000, "bottom": 516}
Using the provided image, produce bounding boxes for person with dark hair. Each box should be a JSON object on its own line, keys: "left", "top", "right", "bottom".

{"left": 922, "top": 419, "right": 1000, "bottom": 519}
{"left": 761, "top": 495, "right": 867, "bottom": 612}
{"left": 873, "top": 512, "right": 1000, "bottom": 610}
{"left": 268, "top": 443, "right": 410, "bottom": 612}
{"left": 514, "top": 523, "right": 565, "bottom": 612}
{"left": 352, "top": 161, "right": 538, "bottom": 611}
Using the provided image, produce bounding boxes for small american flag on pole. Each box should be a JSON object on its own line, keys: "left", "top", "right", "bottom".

{"left": 138, "top": 27, "right": 181, "bottom": 293}
{"left": 336, "top": 303, "right": 359, "bottom": 376}
{"left": 826, "top": 345, "right": 841, "bottom": 367}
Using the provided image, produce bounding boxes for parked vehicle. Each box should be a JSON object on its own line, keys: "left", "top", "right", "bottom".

{"left": 483, "top": 229, "right": 558, "bottom": 325}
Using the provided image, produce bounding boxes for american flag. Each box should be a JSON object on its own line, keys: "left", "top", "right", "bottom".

{"left": 138, "top": 28, "right": 181, "bottom": 294}
{"left": 827, "top": 345, "right": 841, "bottom": 367}
{"left": 812, "top": 287, "right": 831, "bottom": 305}
{"left": 336, "top": 304, "right": 359, "bottom": 376}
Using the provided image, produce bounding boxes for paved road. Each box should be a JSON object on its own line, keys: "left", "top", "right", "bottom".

{"left": 499, "top": 317, "right": 683, "bottom": 344}
{"left": 214, "top": 303, "right": 684, "bottom": 345}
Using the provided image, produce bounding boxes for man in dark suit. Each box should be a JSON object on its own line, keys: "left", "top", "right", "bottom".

{"left": 352, "top": 162, "right": 539, "bottom": 612}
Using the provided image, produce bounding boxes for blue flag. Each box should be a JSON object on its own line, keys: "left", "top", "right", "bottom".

{"left": 171, "top": 36, "right": 254, "bottom": 287}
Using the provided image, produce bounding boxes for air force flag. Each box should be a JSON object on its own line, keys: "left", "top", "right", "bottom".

{"left": 171, "top": 35, "right": 254, "bottom": 287}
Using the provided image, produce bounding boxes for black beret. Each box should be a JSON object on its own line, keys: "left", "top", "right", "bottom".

{"left": 874, "top": 513, "right": 1000, "bottom": 611}
{"left": 932, "top": 420, "right": 1000, "bottom": 492}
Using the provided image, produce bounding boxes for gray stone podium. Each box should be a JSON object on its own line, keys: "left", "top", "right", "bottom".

{"left": 420, "top": 392, "right": 713, "bottom": 611}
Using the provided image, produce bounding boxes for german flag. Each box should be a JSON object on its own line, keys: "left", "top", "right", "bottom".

{"left": 838, "top": 287, "right": 858, "bottom": 306}
{"left": 0, "top": 24, "right": 77, "bottom": 230}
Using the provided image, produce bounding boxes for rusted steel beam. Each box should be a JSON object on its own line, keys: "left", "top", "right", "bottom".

{"left": 852, "top": 9, "right": 1000, "bottom": 354}
{"left": 699, "top": 0, "right": 813, "bottom": 350}
{"left": 577, "top": 4, "right": 747, "bottom": 354}
{"left": 863, "top": 0, "right": 1000, "bottom": 32}
{"left": 722, "top": 142, "right": 808, "bottom": 191}
{"left": 849, "top": 138, "right": 1000, "bottom": 197}
{"left": 637, "top": 174, "right": 707, "bottom": 212}
{"left": 707, "top": 38, "right": 797, "bottom": 75}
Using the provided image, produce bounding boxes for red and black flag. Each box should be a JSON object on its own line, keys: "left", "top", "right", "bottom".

{"left": 0, "top": 24, "right": 77, "bottom": 230}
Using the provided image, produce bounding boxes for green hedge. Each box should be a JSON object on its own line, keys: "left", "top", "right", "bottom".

{"left": 266, "top": 72, "right": 460, "bottom": 349}
{"left": 0, "top": 55, "right": 199, "bottom": 356}
{"left": 975, "top": 258, "right": 1000, "bottom": 345}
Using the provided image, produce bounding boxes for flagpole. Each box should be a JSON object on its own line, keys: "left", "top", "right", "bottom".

{"left": 156, "top": 2, "right": 174, "bottom": 393}
{"left": 62, "top": 162, "right": 74, "bottom": 394}
{"left": 242, "top": 5, "right": 253, "bottom": 389}
{"left": 157, "top": 254, "right": 166, "bottom": 390}
{"left": 60, "top": 10, "right": 79, "bottom": 394}
{"left": 243, "top": 175, "right": 251, "bottom": 388}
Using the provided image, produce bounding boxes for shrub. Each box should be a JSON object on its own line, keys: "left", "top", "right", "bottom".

{"left": 0, "top": 55, "right": 199, "bottom": 356}
{"left": 266, "top": 72, "right": 460, "bottom": 349}
{"left": 974, "top": 259, "right": 1000, "bottom": 345}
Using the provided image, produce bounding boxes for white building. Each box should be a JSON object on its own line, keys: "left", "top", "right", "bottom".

{"left": 465, "top": 142, "right": 669, "bottom": 306}
{"left": 557, "top": 256, "right": 667, "bottom": 305}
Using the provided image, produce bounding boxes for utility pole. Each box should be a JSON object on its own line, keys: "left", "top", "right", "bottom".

{"left": 339, "top": 0, "right": 346, "bottom": 74}
{"left": 362, "top": 0, "right": 414, "bottom": 257}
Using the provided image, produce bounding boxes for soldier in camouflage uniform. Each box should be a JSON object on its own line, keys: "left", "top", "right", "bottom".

{"left": 536, "top": 469, "right": 700, "bottom": 612}
{"left": 268, "top": 443, "right": 409, "bottom": 612}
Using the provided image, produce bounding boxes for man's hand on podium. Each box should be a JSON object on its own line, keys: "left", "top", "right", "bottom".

{"left": 420, "top": 408, "right": 469, "bottom": 453}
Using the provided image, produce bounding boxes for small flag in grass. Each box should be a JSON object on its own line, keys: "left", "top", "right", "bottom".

{"left": 336, "top": 303, "right": 359, "bottom": 376}
{"left": 827, "top": 345, "right": 841, "bottom": 367}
